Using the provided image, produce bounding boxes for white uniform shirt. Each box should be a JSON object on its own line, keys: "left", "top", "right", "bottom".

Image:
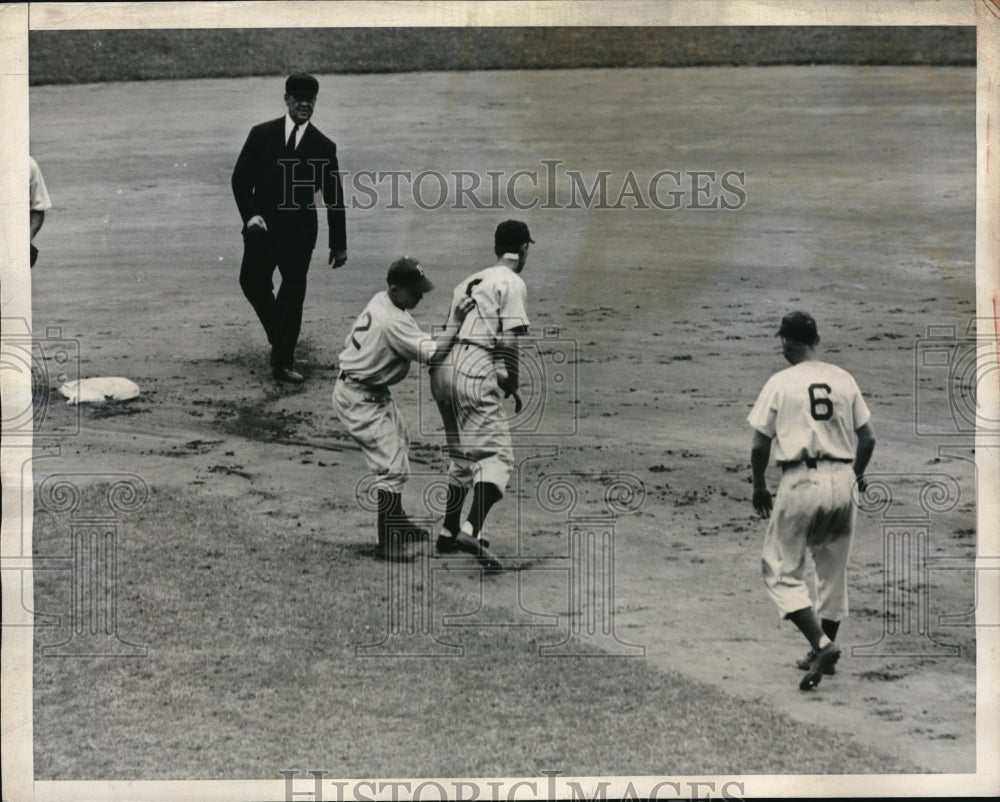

{"left": 446, "top": 263, "right": 530, "bottom": 348}
{"left": 29, "top": 157, "right": 52, "bottom": 211}
{"left": 337, "top": 291, "right": 434, "bottom": 386}
{"left": 747, "top": 360, "right": 871, "bottom": 463}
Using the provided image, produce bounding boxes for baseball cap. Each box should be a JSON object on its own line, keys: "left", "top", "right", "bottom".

{"left": 777, "top": 311, "right": 819, "bottom": 344}
{"left": 285, "top": 73, "right": 319, "bottom": 97}
{"left": 494, "top": 220, "right": 535, "bottom": 254}
{"left": 387, "top": 256, "right": 433, "bottom": 293}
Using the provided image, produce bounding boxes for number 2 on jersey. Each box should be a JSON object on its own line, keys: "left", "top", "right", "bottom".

{"left": 808, "top": 383, "right": 833, "bottom": 421}
{"left": 350, "top": 311, "right": 372, "bottom": 349}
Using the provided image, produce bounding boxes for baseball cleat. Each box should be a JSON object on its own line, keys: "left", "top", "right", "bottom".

{"left": 799, "top": 642, "right": 841, "bottom": 691}
{"left": 436, "top": 530, "right": 459, "bottom": 554}
{"left": 452, "top": 533, "right": 503, "bottom": 572}
{"left": 796, "top": 649, "right": 837, "bottom": 675}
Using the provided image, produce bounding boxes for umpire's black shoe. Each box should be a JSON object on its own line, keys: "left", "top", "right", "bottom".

{"left": 273, "top": 365, "right": 305, "bottom": 383}
{"left": 799, "top": 642, "right": 841, "bottom": 691}
{"left": 796, "top": 649, "right": 837, "bottom": 675}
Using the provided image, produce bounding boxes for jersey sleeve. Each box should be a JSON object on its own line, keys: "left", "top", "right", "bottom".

{"left": 444, "top": 285, "right": 464, "bottom": 329}
{"left": 383, "top": 312, "right": 434, "bottom": 364}
{"left": 746, "top": 378, "right": 778, "bottom": 438}
{"left": 850, "top": 377, "right": 873, "bottom": 429}
{"left": 29, "top": 158, "right": 52, "bottom": 211}
{"left": 500, "top": 275, "right": 530, "bottom": 333}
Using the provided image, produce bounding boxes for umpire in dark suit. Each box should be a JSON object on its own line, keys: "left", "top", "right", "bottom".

{"left": 232, "top": 73, "right": 348, "bottom": 383}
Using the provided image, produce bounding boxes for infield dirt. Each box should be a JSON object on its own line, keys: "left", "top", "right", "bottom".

{"left": 27, "top": 66, "right": 977, "bottom": 775}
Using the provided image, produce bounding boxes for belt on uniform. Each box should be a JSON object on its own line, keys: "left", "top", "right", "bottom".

{"left": 338, "top": 371, "right": 388, "bottom": 393}
{"left": 457, "top": 340, "right": 496, "bottom": 354}
{"left": 779, "top": 456, "right": 853, "bottom": 472}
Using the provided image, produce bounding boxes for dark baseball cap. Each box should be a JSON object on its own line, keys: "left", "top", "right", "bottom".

{"left": 285, "top": 73, "right": 319, "bottom": 97}
{"left": 494, "top": 220, "right": 535, "bottom": 254}
{"left": 387, "top": 256, "right": 433, "bottom": 293}
{"left": 777, "top": 311, "right": 819, "bottom": 344}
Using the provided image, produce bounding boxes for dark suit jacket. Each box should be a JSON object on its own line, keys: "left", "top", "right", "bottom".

{"left": 231, "top": 117, "right": 347, "bottom": 253}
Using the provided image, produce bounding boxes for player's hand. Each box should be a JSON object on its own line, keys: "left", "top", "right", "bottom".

{"left": 247, "top": 215, "right": 267, "bottom": 231}
{"left": 330, "top": 249, "right": 348, "bottom": 268}
{"left": 454, "top": 296, "right": 476, "bottom": 322}
{"left": 496, "top": 370, "right": 523, "bottom": 413}
{"left": 752, "top": 487, "right": 773, "bottom": 518}
{"left": 497, "top": 372, "right": 518, "bottom": 398}
{"left": 855, "top": 475, "right": 868, "bottom": 494}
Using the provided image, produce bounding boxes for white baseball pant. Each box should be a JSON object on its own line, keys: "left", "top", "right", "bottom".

{"left": 430, "top": 343, "right": 513, "bottom": 493}
{"left": 332, "top": 377, "right": 409, "bottom": 493}
{"left": 762, "top": 461, "right": 857, "bottom": 621}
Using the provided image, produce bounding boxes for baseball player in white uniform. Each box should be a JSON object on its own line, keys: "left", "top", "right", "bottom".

{"left": 333, "top": 256, "right": 475, "bottom": 560}
{"left": 429, "top": 220, "right": 535, "bottom": 572}
{"left": 30, "top": 156, "right": 52, "bottom": 268}
{"left": 747, "top": 311, "right": 876, "bottom": 690}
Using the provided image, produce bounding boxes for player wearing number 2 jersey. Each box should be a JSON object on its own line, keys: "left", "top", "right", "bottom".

{"left": 333, "top": 257, "right": 475, "bottom": 560}
{"left": 747, "top": 311, "right": 876, "bottom": 691}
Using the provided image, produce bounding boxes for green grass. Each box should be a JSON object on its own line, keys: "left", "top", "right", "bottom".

{"left": 28, "top": 27, "right": 974, "bottom": 85}
{"left": 32, "top": 483, "right": 916, "bottom": 779}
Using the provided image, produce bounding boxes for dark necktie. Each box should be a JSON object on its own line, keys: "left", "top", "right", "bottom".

{"left": 286, "top": 124, "right": 299, "bottom": 151}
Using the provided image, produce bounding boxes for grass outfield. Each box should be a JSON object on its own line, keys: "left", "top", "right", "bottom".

{"left": 32, "top": 483, "right": 916, "bottom": 779}
{"left": 28, "top": 26, "right": 975, "bottom": 85}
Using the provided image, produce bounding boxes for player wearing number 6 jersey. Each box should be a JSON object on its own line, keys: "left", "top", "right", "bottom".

{"left": 747, "top": 311, "right": 876, "bottom": 691}
{"left": 333, "top": 257, "right": 475, "bottom": 560}
{"left": 429, "top": 220, "right": 535, "bottom": 572}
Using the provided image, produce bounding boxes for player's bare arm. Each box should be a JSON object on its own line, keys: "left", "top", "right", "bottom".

{"left": 30, "top": 209, "right": 45, "bottom": 239}
{"left": 426, "top": 296, "right": 476, "bottom": 367}
{"left": 852, "top": 421, "right": 876, "bottom": 492}
{"left": 750, "top": 430, "right": 773, "bottom": 518}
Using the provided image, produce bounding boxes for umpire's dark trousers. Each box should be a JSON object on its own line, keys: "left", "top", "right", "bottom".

{"left": 239, "top": 226, "right": 313, "bottom": 369}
